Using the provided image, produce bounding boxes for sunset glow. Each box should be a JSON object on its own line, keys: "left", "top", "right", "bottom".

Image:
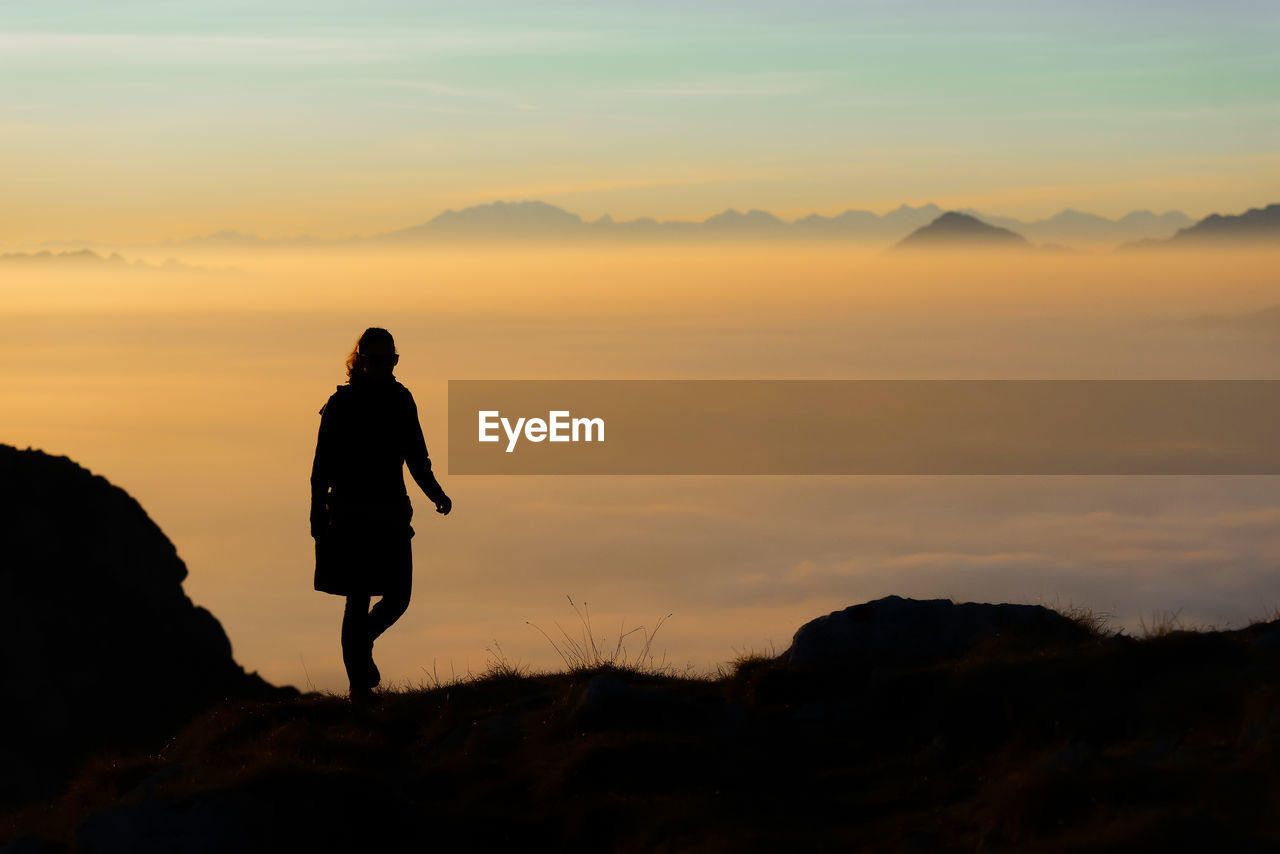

{"left": 1, "top": 2, "right": 1278, "bottom": 244}
{"left": 2, "top": 2, "right": 1279, "bottom": 695}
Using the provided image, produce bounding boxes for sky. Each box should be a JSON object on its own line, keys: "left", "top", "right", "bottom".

{"left": 3, "top": 3, "right": 1280, "bottom": 693}
{"left": 2, "top": 1, "right": 1279, "bottom": 242}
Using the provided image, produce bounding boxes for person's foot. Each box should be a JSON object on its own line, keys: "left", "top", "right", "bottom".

{"left": 348, "top": 685, "right": 374, "bottom": 705}
{"left": 367, "top": 655, "right": 381, "bottom": 689}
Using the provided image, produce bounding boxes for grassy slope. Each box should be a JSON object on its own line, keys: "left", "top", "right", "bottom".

{"left": 4, "top": 617, "right": 1280, "bottom": 853}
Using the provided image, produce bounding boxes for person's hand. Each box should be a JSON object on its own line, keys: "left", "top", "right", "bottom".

{"left": 434, "top": 493, "right": 452, "bottom": 515}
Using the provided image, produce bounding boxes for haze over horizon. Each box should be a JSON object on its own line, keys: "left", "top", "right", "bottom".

{"left": 7, "top": 244, "right": 1280, "bottom": 692}
{"left": 1, "top": 198, "right": 1210, "bottom": 250}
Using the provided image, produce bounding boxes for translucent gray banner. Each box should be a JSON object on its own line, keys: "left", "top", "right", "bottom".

{"left": 447, "top": 380, "right": 1280, "bottom": 474}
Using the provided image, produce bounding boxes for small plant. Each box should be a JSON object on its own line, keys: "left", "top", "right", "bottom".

{"left": 711, "top": 642, "right": 780, "bottom": 679}
{"left": 1246, "top": 604, "right": 1280, "bottom": 627}
{"left": 482, "top": 640, "right": 529, "bottom": 679}
{"left": 1037, "top": 595, "right": 1116, "bottom": 637}
{"left": 527, "top": 595, "right": 672, "bottom": 674}
{"left": 1138, "top": 608, "right": 1184, "bottom": 638}
{"left": 416, "top": 659, "right": 465, "bottom": 692}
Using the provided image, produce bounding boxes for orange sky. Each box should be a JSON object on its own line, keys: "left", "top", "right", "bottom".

{"left": 2, "top": 3, "right": 1278, "bottom": 243}
{"left": 5, "top": 247, "right": 1280, "bottom": 691}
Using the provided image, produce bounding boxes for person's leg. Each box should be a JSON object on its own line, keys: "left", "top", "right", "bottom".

{"left": 368, "top": 539, "right": 413, "bottom": 642}
{"left": 364, "top": 539, "right": 412, "bottom": 689}
{"left": 367, "top": 578, "right": 411, "bottom": 642}
{"left": 341, "top": 594, "right": 372, "bottom": 696}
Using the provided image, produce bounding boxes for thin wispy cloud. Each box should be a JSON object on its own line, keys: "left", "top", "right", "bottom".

{"left": 372, "top": 101, "right": 489, "bottom": 116}
{"left": 617, "top": 71, "right": 823, "bottom": 98}
{"left": 0, "top": 26, "right": 613, "bottom": 60}
{"left": 882, "top": 551, "right": 1074, "bottom": 570}
{"left": 0, "top": 31, "right": 394, "bottom": 65}
{"left": 421, "top": 172, "right": 774, "bottom": 201}
{"left": 1015, "top": 103, "right": 1280, "bottom": 121}
{"left": 377, "top": 79, "right": 506, "bottom": 99}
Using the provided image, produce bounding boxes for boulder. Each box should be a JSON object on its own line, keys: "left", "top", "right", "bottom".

{"left": 0, "top": 445, "right": 295, "bottom": 805}
{"left": 782, "top": 595, "right": 1092, "bottom": 669}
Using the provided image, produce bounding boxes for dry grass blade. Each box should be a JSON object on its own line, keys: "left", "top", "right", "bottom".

{"left": 527, "top": 595, "right": 674, "bottom": 674}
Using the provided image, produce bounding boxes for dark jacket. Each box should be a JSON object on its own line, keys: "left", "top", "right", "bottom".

{"left": 310, "top": 379, "right": 446, "bottom": 534}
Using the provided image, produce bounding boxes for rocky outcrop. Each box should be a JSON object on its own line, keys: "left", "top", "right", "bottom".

{"left": 4, "top": 589, "right": 1280, "bottom": 852}
{"left": 782, "top": 594, "right": 1093, "bottom": 668}
{"left": 0, "top": 445, "right": 294, "bottom": 805}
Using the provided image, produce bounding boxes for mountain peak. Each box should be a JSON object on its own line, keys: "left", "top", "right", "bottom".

{"left": 702, "top": 208, "right": 787, "bottom": 229}
{"left": 892, "top": 211, "right": 1032, "bottom": 251}
{"left": 1171, "top": 203, "right": 1280, "bottom": 243}
{"left": 431, "top": 199, "right": 583, "bottom": 225}
{"left": 381, "top": 199, "right": 583, "bottom": 240}
{"left": 888, "top": 202, "right": 941, "bottom": 214}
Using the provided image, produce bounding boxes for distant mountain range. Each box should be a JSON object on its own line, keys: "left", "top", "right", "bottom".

{"left": 368, "top": 200, "right": 1195, "bottom": 247}
{"left": 1121, "top": 203, "right": 1280, "bottom": 250}
{"left": 893, "top": 204, "right": 1280, "bottom": 253}
{"left": 146, "top": 199, "right": 1197, "bottom": 250}
{"left": 958, "top": 208, "right": 1192, "bottom": 246}
{"left": 16, "top": 201, "right": 1279, "bottom": 254}
{"left": 0, "top": 249, "right": 224, "bottom": 273}
{"left": 370, "top": 200, "right": 957, "bottom": 243}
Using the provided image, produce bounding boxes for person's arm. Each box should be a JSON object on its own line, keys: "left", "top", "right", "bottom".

{"left": 310, "top": 399, "right": 335, "bottom": 537}
{"left": 404, "top": 389, "right": 451, "bottom": 514}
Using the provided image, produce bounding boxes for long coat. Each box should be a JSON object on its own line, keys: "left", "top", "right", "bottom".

{"left": 310, "top": 378, "right": 445, "bottom": 596}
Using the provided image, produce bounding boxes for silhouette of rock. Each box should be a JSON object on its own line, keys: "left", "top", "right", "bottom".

{"left": 700, "top": 208, "right": 789, "bottom": 231}
{"left": 0, "top": 445, "right": 294, "bottom": 806}
{"left": 0, "top": 249, "right": 130, "bottom": 266}
{"left": 7, "top": 591, "right": 1280, "bottom": 851}
{"left": 169, "top": 230, "right": 337, "bottom": 248}
{"left": 1171, "top": 203, "right": 1280, "bottom": 244}
{"left": 1120, "top": 203, "right": 1280, "bottom": 249}
{"left": 782, "top": 595, "right": 1092, "bottom": 668}
{"left": 892, "top": 212, "right": 1032, "bottom": 251}
{"left": 369, "top": 199, "right": 970, "bottom": 244}
{"left": 1025, "top": 209, "right": 1122, "bottom": 244}
{"left": 0, "top": 249, "right": 215, "bottom": 273}
{"left": 1115, "top": 208, "right": 1194, "bottom": 236}
{"left": 791, "top": 209, "right": 881, "bottom": 235}
{"left": 880, "top": 202, "right": 944, "bottom": 233}
{"left": 569, "top": 670, "right": 717, "bottom": 731}
{"left": 381, "top": 199, "right": 585, "bottom": 240}
{"left": 97, "top": 200, "right": 1194, "bottom": 249}
{"left": 965, "top": 208, "right": 1192, "bottom": 245}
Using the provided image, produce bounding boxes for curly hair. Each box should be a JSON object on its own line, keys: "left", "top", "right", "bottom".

{"left": 345, "top": 327, "right": 396, "bottom": 382}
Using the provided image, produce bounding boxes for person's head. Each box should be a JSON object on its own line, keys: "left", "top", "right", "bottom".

{"left": 346, "top": 327, "right": 398, "bottom": 384}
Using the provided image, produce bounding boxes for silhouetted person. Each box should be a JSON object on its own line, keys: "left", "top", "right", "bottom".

{"left": 311, "top": 327, "right": 451, "bottom": 702}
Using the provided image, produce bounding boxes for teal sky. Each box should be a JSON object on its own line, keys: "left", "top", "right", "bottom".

{"left": 2, "top": 1, "right": 1278, "bottom": 241}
